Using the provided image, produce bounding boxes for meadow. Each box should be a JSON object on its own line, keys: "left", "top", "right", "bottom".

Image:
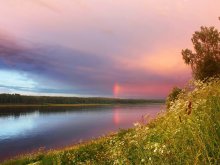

{"left": 2, "top": 78, "right": 220, "bottom": 165}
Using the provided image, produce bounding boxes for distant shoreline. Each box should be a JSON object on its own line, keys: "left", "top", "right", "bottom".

{"left": 0, "top": 102, "right": 164, "bottom": 108}
{"left": 0, "top": 103, "right": 111, "bottom": 108}
{"left": 0, "top": 94, "right": 165, "bottom": 109}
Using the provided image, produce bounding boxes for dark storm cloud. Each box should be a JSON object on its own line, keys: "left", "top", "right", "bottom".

{"left": 0, "top": 32, "right": 117, "bottom": 95}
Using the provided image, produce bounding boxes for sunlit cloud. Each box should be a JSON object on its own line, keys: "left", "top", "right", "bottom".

{"left": 29, "top": 0, "right": 60, "bottom": 12}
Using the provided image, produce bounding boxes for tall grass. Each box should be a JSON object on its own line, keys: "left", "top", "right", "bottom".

{"left": 3, "top": 79, "right": 220, "bottom": 165}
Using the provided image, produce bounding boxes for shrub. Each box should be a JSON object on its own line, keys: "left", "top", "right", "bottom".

{"left": 166, "top": 87, "right": 182, "bottom": 108}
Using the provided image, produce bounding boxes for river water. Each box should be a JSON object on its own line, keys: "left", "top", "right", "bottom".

{"left": 0, "top": 104, "right": 163, "bottom": 161}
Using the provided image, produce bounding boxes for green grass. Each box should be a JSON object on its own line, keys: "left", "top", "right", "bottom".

{"left": 2, "top": 79, "right": 220, "bottom": 165}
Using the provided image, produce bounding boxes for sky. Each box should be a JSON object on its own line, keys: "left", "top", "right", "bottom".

{"left": 0, "top": 0, "right": 219, "bottom": 99}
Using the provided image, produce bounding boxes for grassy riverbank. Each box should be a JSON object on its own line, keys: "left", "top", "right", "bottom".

{"left": 2, "top": 79, "right": 220, "bottom": 165}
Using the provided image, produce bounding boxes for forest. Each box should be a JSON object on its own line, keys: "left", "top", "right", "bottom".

{"left": 0, "top": 93, "right": 164, "bottom": 105}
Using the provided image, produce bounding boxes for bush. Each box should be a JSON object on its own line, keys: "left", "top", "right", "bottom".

{"left": 166, "top": 87, "right": 182, "bottom": 108}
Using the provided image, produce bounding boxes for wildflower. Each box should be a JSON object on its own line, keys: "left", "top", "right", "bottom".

{"left": 154, "top": 143, "right": 159, "bottom": 147}
{"left": 159, "top": 148, "right": 164, "bottom": 154}
{"left": 185, "top": 101, "right": 192, "bottom": 115}
{"left": 134, "top": 122, "right": 141, "bottom": 127}
{"left": 179, "top": 116, "right": 182, "bottom": 123}
{"left": 144, "top": 127, "right": 149, "bottom": 131}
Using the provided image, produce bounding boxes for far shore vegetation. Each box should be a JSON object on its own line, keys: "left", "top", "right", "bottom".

{"left": 0, "top": 94, "right": 164, "bottom": 108}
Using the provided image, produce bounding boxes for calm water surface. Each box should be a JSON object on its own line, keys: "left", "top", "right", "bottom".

{"left": 0, "top": 104, "right": 163, "bottom": 161}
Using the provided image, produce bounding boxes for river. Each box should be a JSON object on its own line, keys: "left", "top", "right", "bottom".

{"left": 0, "top": 104, "right": 163, "bottom": 161}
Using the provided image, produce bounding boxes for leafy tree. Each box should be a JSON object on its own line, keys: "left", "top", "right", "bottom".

{"left": 182, "top": 26, "right": 220, "bottom": 80}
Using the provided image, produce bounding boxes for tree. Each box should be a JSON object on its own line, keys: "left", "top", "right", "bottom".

{"left": 182, "top": 26, "right": 220, "bottom": 80}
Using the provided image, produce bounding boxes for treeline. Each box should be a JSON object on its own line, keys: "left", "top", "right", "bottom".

{"left": 0, "top": 94, "right": 164, "bottom": 105}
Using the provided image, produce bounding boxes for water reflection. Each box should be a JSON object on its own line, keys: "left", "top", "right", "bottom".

{"left": 0, "top": 111, "right": 39, "bottom": 140}
{"left": 113, "top": 109, "right": 120, "bottom": 125}
{"left": 0, "top": 104, "right": 163, "bottom": 161}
